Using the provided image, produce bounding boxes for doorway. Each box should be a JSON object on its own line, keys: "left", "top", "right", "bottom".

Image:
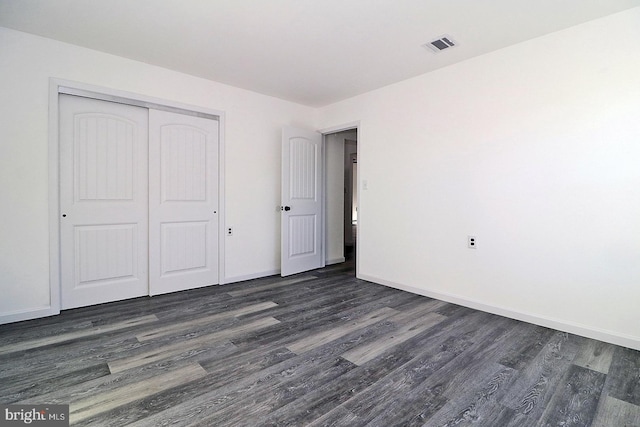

{"left": 324, "top": 129, "right": 358, "bottom": 273}
{"left": 345, "top": 139, "right": 358, "bottom": 268}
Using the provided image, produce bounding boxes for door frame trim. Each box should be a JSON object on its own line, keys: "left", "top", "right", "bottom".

{"left": 48, "top": 78, "right": 226, "bottom": 317}
{"left": 319, "top": 121, "right": 360, "bottom": 278}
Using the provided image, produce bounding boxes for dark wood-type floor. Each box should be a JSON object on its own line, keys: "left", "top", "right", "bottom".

{"left": 1, "top": 259, "right": 640, "bottom": 426}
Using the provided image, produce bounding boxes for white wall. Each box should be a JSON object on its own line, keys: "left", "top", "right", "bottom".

{"left": 317, "top": 8, "right": 640, "bottom": 349}
{"left": 0, "top": 27, "right": 315, "bottom": 322}
{"left": 3, "top": 8, "right": 640, "bottom": 349}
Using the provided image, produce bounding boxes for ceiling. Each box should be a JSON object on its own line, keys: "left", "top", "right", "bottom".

{"left": 1, "top": 0, "right": 639, "bottom": 107}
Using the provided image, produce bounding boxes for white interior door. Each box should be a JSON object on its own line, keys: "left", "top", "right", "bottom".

{"left": 149, "top": 110, "right": 219, "bottom": 295}
{"left": 59, "top": 95, "right": 149, "bottom": 309}
{"left": 281, "top": 126, "right": 323, "bottom": 276}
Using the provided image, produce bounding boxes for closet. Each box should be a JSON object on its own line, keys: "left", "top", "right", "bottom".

{"left": 59, "top": 95, "right": 219, "bottom": 309}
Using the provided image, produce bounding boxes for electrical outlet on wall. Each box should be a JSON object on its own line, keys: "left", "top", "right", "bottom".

{"left": 227, "top": 227, "right": 233, "bottom": 236}
{"left": 468, "top": 235, "right": 476, "bottom": 249}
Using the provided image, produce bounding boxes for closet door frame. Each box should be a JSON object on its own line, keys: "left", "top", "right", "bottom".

{"left": 47, "top": 78, "right": 226, "bottom": 317}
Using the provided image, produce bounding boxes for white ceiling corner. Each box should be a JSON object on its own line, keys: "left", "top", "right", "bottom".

{"left": 1, "top": 0, "right": 639, "bottom": 107}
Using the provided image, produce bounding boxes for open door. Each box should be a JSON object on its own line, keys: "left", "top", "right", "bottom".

{"left": 281, "top": 126, "right": 323, "bottom": 276}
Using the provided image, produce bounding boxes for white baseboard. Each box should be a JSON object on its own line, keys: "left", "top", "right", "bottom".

{"left": 326, "top": 257, "right": 346, "bottom": 265}
{"left": 359, "top": 274, "right": 640, "bottom": 352}
{"left": 222, "top": 269, "right": 280, "bottom": 285}
{"left": 0, "top": 306, "right": 59, "bottom": 325}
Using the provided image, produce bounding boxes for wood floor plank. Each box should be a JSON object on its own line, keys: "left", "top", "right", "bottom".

{"left": 0, "top": 315, "right": 158, "bottom": 356}
{"left": 502, "top": 332, "right": 583, "bottom": 426}
{"left": 431, "top": 322, "right": 525, "bottom": 402}
{"left": 250, "top": 278, "right": 393, "bottom": 310}
{"left": 0, "top": 335, "right": 141, "bottom": 380}
{"left": 200, "top": 346, "right": 298, "bottom": 386}
{"left": 264, "top": 329, "right": 473, "bottom": 427}
{"left": 18, "top": 355, "right": 211, "bottom": 406}
{"left": 264, "top": 282, "right": 396, "bottom": 323}
{"left": 1, "top": 259, "right": 639, "bottom": 426}
{"left": 225, "top": 275, "right": 317, "bottom": 297}
{"left": 592, "top": 395, "right": 640, "bottom": 427}
{"left": 135, "top": 301, "right": 278, "bottom": 342}
{"left": 411, "top": 363, "right": 516, "bottom": 427}
{"left": 197, "top": 357, "right": 357, "bottom": 427}
{"left": 146, "top": 292, "right": 250, "bottom": 321}
{"left": 95, "top": 292, "right": 230, "bottom": 323}
{"left": 433, "top": 302, "right": 476, "bottom": 318}
{"left": 234, "top": 309, "right": 399, "bottom": 366}
{"left": 305, "top": 311, "right": 490, "bottom": 425}
{"left": 123, "top": 311, "right": 401, "bottom": 427}
{"left": 267, "top": 289, "right": 408, "bottom": 327}
{"left": 497, "top": 323, "right": 556, "bottom": 370}
{"left": 0, "top": 363, "right": 111, "bottom": 404}
{"left": 219, "top": 277, "right": 374, "bottom": 316}
{"left": 83, "top": 348, "right": 298, "bottom": 426}
{"left": 387, "top": 298, "right": 447, "bottom": 323}
{"left": 286, "top": 306, "right": 397, "bottom": 354}
{"left": 0, "top": 319, "right": 95, "bottom": 345}
{"left": 342, "top": 314, "right": 517, "bottom": 425}
{"left": 328, "top": 312, "right": 484, "bottom": 421}
{"left": 70, "top": 363, "right": 207, "bottom": 424}
{"left": 306, "top": 406, "right": 361, "bottom": 427}
{"left": 573, "top": 339, "right": 616, "bottom": 374}
{"left": 109, "top": 316, "right": 279, "bottom": 373}
{"left": 341, "top": 312, "right": 447, "bottom": 365}
{"left": 604, "top": 346, "right": 640, "bottom": 406}
{"left": 230, "top": 292, "right": 415, "bottom": 351}
{"left": 538, "top": 364, "right": 606, "bottom": 427}
{"left": 62, "top": 287, "right": 230, "bottom": 327}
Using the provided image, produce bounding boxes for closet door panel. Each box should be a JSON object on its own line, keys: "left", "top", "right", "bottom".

{"left": 59, "top": 95, "right": 149, "bottom": 309}
{"left": 149, "top": 110, "right": 219, "bottom": 295}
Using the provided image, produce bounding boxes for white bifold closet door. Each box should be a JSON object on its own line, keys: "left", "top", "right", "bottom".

{"left": 148, "top": 109, "right": 219, "bottom": 296}
{"left": 59, "top": 95, "right": 149, "bottom": 309}
{"left": 59, "top": 95, "right": 219, "bottom": 309}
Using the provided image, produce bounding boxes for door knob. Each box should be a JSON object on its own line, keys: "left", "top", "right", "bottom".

{"left": 281, "top": 206, "right": 291, "bottom": 211}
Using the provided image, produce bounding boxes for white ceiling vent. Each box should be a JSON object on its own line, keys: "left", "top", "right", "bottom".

{"left": 423, "top": 35, "right": 457, "bottom": 53}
